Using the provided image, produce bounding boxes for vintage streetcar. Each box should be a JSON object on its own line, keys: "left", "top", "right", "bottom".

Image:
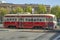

{"left": 3, "top": 14, "right": 57, "bottom": 29}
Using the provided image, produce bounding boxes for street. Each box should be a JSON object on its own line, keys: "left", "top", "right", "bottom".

{"left": 0, "top": 29, "right": 60, "bottom": 40}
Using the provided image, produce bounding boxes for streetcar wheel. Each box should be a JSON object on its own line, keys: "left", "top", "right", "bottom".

{"left": 48, "top": 27, "right": 53, "bottom": 30}
{"left": 33, "top": 26, "right": 42, "bottom": 29}
{"left": 8, "top": 26, "right": 16, "bottom": 29}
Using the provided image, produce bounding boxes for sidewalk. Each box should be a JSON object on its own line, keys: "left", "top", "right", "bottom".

{"left": 0, "top": 24, "right": 3, "bottom": 28}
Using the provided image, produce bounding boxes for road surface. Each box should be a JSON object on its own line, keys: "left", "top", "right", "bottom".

{"left": 0, "top": 29, "right": 60, "bottom": 40}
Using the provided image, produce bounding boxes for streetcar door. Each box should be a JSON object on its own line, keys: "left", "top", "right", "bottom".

{"left": 22, "top": 17, "right": 33, "bottom": 28}
{"left": 19, "top": 18, "right": 24, "bottom": 28}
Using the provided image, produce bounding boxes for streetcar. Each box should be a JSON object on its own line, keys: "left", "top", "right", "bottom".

{"left": 3, "top": 13, "right": 57, "bottom": 29}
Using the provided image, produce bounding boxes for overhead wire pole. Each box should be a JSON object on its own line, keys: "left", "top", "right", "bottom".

{"left": 32, "top": 8, "right": 34, "bottom": 29}
{"left": 32, "top": 8, "right": 34, "bottom": 14}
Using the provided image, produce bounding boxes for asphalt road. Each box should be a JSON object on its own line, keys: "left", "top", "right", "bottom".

{"left": 0, "top": 29, "right": 60, "bottom": 40}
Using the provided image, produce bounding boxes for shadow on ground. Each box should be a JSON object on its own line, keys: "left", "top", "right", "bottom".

{"left": 50, "top": 33, "right": 60, "bottom": 40}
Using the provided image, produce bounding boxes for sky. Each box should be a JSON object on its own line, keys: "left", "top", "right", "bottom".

{"left": 1, "top": 0, "right": 60, "bottom": 7}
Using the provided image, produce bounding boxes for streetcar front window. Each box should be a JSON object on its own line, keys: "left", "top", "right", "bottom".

{"left": 46, "top": 16, "right": 57, "bottom": 22}
{"left": 53, "top": 17, "right": 57, "bottom": 21}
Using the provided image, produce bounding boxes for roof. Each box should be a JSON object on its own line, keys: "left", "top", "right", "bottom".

{"left": 5, "top": 14, "right": 55, "bottom": 17}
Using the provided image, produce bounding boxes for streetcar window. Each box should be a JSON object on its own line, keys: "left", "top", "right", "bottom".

{"left": 25, "top": 17, "right": 33, "bottom": 22}
{"left": 7, "top": 18, "right": 9, "bottom": 21}
{"left": 10, "top": 18, "right": 11, "bottom": 21}
{"left": 11, "top": 18, "right": 17, "bottom": 21}
{"left": 12, "top": 18, "right": 14, "bottom": 21}
{"left": 39, "top": 19, "right": 42, "bottom": 21}
{"left": 33, "top": 18, "right": 37, "bottom": 22}
{"left": 37, "top": 18, "right": 40, "bottom": 21}
{"left": 39, "top": 18, "right": 45, "bottom": 22}
{"left": 46, "top": 17, "right": 53, "bottom": 22}
{"left": 30, "top": 18, "right": 33, "bottom": 21}
{"left": 11, "top": 18, "right": 14, "bottom": 21}
{"left": 53, "top": 17, "right": 57, "bottom": 21}
{"left": 33, "top": 17, "right": 39, "bottom": 22}
{"left": 4, "top": 18, "right": 17, "bottom": 22}
{"left": 33, "top": 17, "right": 46, "bottom": 22}
{"left": 7, "top": 18, "right": 10, "bottom": 21}
{"left": 15, "top": 18, "right": 17, "bottom": 21}
{"left": 25, "top": 18, "right": 30, "bottom": 22}
{"left": 19, "top": 18, "right": 24, "bottom": 22}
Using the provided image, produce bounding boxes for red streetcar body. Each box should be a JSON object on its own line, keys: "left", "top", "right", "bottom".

{"left": 3, "top": 14, "right": 57, "bottom": 29}
{"left": 4, "top": 22, "right": 18, "bottom": 28}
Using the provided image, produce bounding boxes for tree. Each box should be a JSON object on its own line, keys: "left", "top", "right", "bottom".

{"left": 0, "top": 7, "right": 9, "bottom": 24}
{"left": 51, "top": 6, "right": 60, "bottom": 18}
{"left": 37, "top": 5, "right": 47, "bottom": 14}
{"left": 12, "top": 9, "right": 17, "bottom": 14}
{"left": 25, "top": 6, "right": 32, "bottom": 13}
{"left": 12, "top": 7, "right": 24, "bottom": 14}
{"left": 0, "top": 7, "right": 9, "bottom": 16}
{"left": 16, "top": 7, "right": 24, "bottom": 13}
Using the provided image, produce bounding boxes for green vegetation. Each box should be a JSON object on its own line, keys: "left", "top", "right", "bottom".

{"left": 0, "top": 7, "right": 9, "bottom": 24}
{"left": 51, "top": 6, "right": 60, "bottom": 18}
{"left": 12, "top": 7, "right": 24, "bottom": 14}
{"left": 24, "top": 6, "right": 32, "bottom": 13}
{"left": 37, "top": 5, "right": 47, "bottom": 14}
{"left": 0, "top": 7, "right": 9, "bottom": 16}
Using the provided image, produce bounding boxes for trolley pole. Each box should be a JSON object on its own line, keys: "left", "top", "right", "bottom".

{"left": 32, "top": 8, "right": 34, "bottom": 14}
